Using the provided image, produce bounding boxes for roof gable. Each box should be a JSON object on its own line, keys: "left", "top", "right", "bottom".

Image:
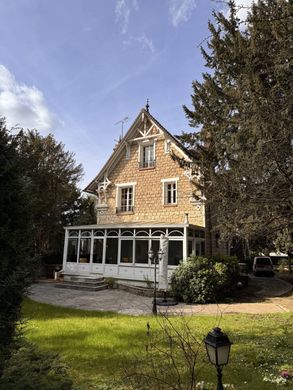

{"left": 84, "top": 108, "right": 193, "bottom": 194}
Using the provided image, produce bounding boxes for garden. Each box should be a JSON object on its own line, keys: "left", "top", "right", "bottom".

{"left": 9, "top": 299, "right": 292, "bottom": 390}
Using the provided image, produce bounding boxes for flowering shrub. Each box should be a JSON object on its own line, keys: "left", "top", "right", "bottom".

{"left": 263, "top": 373, "right": 288, "bottom": 386}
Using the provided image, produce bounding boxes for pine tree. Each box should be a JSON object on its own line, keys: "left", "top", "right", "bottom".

{"left": 182, "top": 0, "right": 293, "bottom": 255}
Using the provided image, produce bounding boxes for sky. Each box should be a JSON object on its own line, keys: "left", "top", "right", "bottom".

{"left": 0, "top": 0, "right": 253, "bottom": 189}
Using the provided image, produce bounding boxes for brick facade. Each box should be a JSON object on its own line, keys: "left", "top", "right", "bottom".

{"left": 96, "top": 136, "right": 205, "bottom": 227}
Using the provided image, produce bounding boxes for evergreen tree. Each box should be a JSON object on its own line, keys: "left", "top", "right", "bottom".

{"left": 0, "top": 119, "right": 34, "bottom": 376}
{"left": 182, "top": 0, "right": 293, "bottom": 255}
{"left": 17, "top": 130, "right": 95, "bottom": 261}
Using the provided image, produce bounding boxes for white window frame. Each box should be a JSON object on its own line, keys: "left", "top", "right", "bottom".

{"left": 116, "top": 182, "right": 136, "bottom": 212}
{"left": 161, "top": 178, "right": 179, "bottom": 205}
{"left": 138, "top": 140, "right": 156, "bottom": 168}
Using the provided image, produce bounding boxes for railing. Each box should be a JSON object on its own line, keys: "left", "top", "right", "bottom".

{"left": 116, "top": 206, "right": 134, "bottom": 214}
{"left": 139, "top": 160, "right": 156, "bottom": 169}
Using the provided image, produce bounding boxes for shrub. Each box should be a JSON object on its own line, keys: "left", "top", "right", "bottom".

{"left": 170, "top": 256, "right": 240, "bottom": 304}
{"left": 210, "top": 255, "right": 240, "bottom": 295}
{"left": 104, "top": 277, "right": 116, "bottom": 288}
{"left": 0, "top": 341, "right": 73, "bottom": 390}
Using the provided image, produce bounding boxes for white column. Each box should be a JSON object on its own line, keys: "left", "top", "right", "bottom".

{"left": 183, "top": 226, "right": 188, "bottom": 262}
{"left": 62, "top": 229, "right": 69, "bottom": 270}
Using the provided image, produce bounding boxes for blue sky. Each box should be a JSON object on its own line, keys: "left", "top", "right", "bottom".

{"left": 0, "top": 0, "right": 251, "bottom": 188}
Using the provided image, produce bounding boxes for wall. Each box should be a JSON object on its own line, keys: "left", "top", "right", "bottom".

{"left": 97, "top": 137, "right": 205, "bottom": 227}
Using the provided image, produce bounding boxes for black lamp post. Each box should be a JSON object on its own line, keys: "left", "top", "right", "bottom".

{"left": 204, "top": 327, "right": 232, "bottom": 390}
{"left": 148, "top": 248, "right": 163, "bottom": 315}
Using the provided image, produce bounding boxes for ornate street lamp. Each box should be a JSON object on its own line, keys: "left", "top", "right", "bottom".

{"left": 148, "top": 248, "right": 164, "bottom": 315}
{"left": 204, "top": 327, "right": 232, "bottom": 390}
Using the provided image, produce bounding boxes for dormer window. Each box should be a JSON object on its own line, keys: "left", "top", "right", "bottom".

{"left": 139, "top": 142, "right": 155, "bottom": 169}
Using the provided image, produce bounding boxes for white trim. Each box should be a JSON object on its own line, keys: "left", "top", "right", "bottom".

{"left": 116, "top": 182, "right": 136, "bottom": 211}
{"left": 63, "top": 229, "right": 69, "bottom": 268}
{"left": 65, "top": 222, "right": 195, "bottom": 230}
{"left": 162, "top": 179, "right": 178, "bottom": 205}
{"left": 116, "top": 182, "right": 137, "bottom": 187}
{"left": 130, "top": 134, "right": 162, "bottom": 143}
{"left": 161, "top": 177, "right": 179, "bottom": 183}
{"left": 139, "top": 140, "right": 156, "bottom": 168}
{"left": 164, "top": 139, "right": 171, "bottom": 154}
{"left": 125, "top": 144, "right": 131, "bottom": 160}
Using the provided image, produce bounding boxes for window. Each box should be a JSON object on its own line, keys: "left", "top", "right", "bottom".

{"left": 120, "top": 187, "right": 133, "bottom": 212}
{"left": 161, "top": 178, "right": 178, "bottom": 205}
{"left": 168, "top": 241, "right": 183, "bottom": 266}
{"left": 79, "top": 238, "right": 91, "bottom": 263}
{"left": 135, "top": 240, "right": 149, "bottom": 264}
{"left": 93, "top": 239, "right": 103, "bottom": 263}
{"left": 120, "top": 240, "right": 133, "bottom": 263}
{"left": 116, "top": 183, "right": 136, "bottom": 213}
{"left": 105, "top": 238, "right": 118, "bottom": 264}
{"left": 139, "top": 143, "right": 155, "bottom": 168}
{"left": 67, "top": 238, "right": 78, "bottom": 262}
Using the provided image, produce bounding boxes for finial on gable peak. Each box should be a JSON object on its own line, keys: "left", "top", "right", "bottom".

{"left": 146, "top": 99, "right": 150, "bottom": 113}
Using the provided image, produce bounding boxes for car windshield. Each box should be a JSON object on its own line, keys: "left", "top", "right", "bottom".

{"left": 255, "top": 258, "right": 271, "bottom": 265}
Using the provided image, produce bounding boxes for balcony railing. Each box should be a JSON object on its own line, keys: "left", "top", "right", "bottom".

{"left": 139, "top": 160, "right": 156, "bottom": 169}
{"left": 116, "top": 205, "right": 134, "bottom": 214}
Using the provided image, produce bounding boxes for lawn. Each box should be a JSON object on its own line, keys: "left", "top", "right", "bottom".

{"left": 23, "top": 299, "right": 293, "bottom": 389}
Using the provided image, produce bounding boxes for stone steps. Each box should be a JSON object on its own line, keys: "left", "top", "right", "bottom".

{"left": 55, "top": 274, "right": 108, "bottom": 291}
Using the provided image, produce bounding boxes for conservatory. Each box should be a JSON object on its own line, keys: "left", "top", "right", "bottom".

{"left": 62, "top": 223, "right": 205, "bottom": 283}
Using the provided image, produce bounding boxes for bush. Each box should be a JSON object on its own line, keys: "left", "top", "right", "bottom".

{"left": 170, "top": 256, "right": 240, "bottom": 304}
{"left": 0, "top": 341, "right": 73, "bottom": 390}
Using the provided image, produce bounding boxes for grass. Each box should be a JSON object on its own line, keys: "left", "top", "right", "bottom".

{"left": 22, "top": 299, "right": 293, "bottom": 389}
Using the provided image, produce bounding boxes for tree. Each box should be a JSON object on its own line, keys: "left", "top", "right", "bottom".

{"left": 0, "top": 119, "right": 35, "bottom": 376}
{"left": 181, "top": 0, "right": 293, "bottom": 256}
{"left": 17, "top": 130, "right": 95, "bottom": 261}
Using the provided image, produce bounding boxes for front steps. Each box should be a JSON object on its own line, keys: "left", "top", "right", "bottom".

{"left": 55, "top": 274, "right": 108, "bottom": 291}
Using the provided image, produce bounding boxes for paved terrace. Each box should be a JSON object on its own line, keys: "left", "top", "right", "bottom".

{"left": 28, "top": 276, "right": 292, "bottom": 316}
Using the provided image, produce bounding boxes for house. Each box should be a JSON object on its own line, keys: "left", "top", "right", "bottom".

{"left": 62, "top": 105, "right": 226, "bottom": 284}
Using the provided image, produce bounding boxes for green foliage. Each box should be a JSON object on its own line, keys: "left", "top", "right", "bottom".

{"left": 104, "top": 277, "right": 116, "bottom": 288}
{"left": 143, "top": 275, "right": 153, "bottom": 288}
{"left": 182, "top": 0, "right": 293, "bottom": 254}
{"left": 17, "top": 130, "right": 95, "bottom": 261}
{"left": 0, "top": 341, "right": 73, "bottom": 390}
{"left": 0, "top": 119, "right": 35, "bottom": 375}
{"left": 170, "top": 256, "right": 239, "bottom": 303}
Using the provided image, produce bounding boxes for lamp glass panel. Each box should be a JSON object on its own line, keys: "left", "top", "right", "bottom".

{"left": 206, "top": 344, "right": 217, "bottom": 365}
{"left": 217, "top": 345, "right": 230, "bottom": 366}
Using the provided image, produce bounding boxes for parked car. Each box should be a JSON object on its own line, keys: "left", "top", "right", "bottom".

{"left": 253, "top": 257, "right": 274, "bottom": 277}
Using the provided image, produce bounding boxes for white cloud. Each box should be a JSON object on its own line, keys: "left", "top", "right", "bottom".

{"left": 115, "top": 0, "right": 139, "bottom": 35}
{"left": 168, "top": 0, "right": 197, "bottom": 27}
{"left": 223, "top": 0, "right": 255, "bottom": 22}
{"left": 123, "top": 34, "right": 155, "bottom": 53}
{"left": 0, "top": 65, "right": 57, "bottom": 132}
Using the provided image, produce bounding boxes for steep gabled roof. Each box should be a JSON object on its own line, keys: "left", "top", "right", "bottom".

{"left": 84, "top": 108, "right": 194, "bottom": 194}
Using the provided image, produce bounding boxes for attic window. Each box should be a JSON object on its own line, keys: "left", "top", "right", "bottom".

{"left": 139, "top": 142, "right": 156, "bottom": 169}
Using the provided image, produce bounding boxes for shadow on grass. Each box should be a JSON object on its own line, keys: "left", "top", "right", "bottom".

{"left": 23, "top": 298, "right": 131, "bottom": 320}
